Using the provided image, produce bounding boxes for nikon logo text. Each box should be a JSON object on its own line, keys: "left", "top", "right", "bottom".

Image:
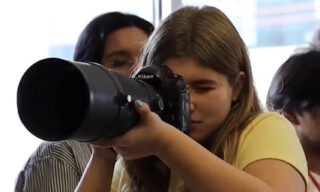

{"left": 137, "top": 74, "right": 154, "bottom": 79}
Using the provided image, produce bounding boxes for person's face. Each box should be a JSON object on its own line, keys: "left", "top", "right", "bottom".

{"left": 294, "top": 108, "right": 320, "bottom": 144}
{"left": 101, "top": 27, "right": 148, "bottom": 75}
{"left": 165, "top": 57, "right": 242, "bottom": 146}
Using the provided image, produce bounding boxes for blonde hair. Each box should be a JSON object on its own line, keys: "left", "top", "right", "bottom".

{"left": 126, "top": 6, "right": 262, "bottom": 191}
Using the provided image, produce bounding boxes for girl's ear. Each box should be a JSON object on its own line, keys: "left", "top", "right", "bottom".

{"left": 232, "top": 71, "right": 245, "bottom": 102}
{"left": 283, "top": 111, "right": 300, "bottom": 125}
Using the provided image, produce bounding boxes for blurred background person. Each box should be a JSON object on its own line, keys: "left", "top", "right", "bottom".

{"left": 14, "top": 11, "right": 154, "bottom": 192}
{"left": 267, "top": 49, "right": 320, "bottom": 192}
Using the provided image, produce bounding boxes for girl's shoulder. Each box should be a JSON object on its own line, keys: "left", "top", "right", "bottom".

{"left": 239, "top": 112, "right": 299, "bottom": 154}
{"left": 236, "top": 112, "right": 308, "bottom": 183}
{"left": 249, "top": 112, "right": 289, "bottom": 126}
{"left": 242, "top": 112, "right": 293, "bottom": 136}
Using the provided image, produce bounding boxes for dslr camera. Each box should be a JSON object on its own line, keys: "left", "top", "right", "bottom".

{"left": 17, "top": 58, "right": 190, "bottom": 142}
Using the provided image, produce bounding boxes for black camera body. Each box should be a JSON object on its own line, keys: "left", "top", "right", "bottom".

{"left": 17, "top": 58, "right": 190, "bottom": 142}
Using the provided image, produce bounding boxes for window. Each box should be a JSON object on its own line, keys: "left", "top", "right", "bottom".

{"left": 170, "top": 0, "right": 320, "bottom": 105}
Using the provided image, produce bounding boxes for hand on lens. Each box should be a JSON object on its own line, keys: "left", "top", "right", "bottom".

{"left": 102, "top": 100, "right": 172, "bottom": 160}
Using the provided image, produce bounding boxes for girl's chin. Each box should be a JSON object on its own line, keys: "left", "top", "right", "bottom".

{"left": 189, "top": 132, "right": 213, "bottom": 148}
{"left": 189, "top": 132, "right": 204, "bottom": 144}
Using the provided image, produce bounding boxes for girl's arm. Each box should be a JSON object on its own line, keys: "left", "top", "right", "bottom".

{"left": 108, "top": 101, "right": 306, "bottom": 192}
{"left": 75, "top": 147, "right": 117, "bottom": 192}
{"left": 156, "top": 125, "right": 305, "bottom": 192}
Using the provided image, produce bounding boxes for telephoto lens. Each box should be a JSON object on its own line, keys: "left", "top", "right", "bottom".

{"left": 17, "top": 58, "right": 190, "bottom": 142}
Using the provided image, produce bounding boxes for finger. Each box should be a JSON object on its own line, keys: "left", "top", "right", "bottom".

{"left": 134, "top": 100, "right": 150, "bottom": 117}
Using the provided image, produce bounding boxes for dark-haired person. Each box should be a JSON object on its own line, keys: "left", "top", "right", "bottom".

{"left": 14, "top": 11, "right": 154, "bottom": 192}
{"left": 267, "top": 49, "right": 320, "bottom": 192}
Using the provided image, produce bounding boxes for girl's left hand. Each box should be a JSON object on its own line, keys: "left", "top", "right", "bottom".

{"left": 102, "top": 100, "right": 174, "bottom": 160}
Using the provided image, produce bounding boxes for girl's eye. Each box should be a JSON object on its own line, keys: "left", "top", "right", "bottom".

{"left": 193, "top": 87, "right": 214, "bottom": 93}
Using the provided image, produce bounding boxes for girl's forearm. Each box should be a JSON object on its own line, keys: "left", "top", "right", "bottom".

{"left": 156, "top": 126, "right": 274, "bottom": 192}
{"left": 75, "top": 149, "right": 116, "bottom": 192}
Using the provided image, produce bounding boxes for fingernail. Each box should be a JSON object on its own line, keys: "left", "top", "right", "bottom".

{"left": 136, "top": 100, "right": 143, "bottom": 108}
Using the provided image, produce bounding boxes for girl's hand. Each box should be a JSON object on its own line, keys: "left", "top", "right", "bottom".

{"left": 76, "top": 143, "right": 117, "bottom": 192}
{"left": 104, "top": 100, "right": 174, "bottom": 160}
{"left": 90, "top": 145, "right": 118, "bottom": 162}
{"left": 90, "top": 138, "right": 119, "bottom": 162}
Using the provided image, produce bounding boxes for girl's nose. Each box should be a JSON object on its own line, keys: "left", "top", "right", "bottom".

{"left": 190, "top": 102, "right": 195, "bottom": 112}
{"left": 189, "top": 92, "right": 195, "bottom": 113}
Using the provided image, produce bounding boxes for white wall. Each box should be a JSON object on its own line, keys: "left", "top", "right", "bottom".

{"left": 0, "top": 0, "right": 153, "bottom": 191}
{"left": 249, "top": 45, "right": 299, "bottom": 108}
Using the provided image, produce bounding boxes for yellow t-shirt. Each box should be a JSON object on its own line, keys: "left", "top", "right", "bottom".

{"left": 235, "top": 112, "right": 308, "bottom": 191}
{"left": 111, "top": 112, "right": 308, "bottom": 192}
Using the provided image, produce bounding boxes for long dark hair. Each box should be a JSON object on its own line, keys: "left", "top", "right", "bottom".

{"left": 267, "top": 49, "right": 320, "bottom": 115}
{"left": 73, "top": 12, "right": 154, "bottom": 63}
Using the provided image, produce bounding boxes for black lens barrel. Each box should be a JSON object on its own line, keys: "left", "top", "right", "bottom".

{"left": 17, "top": 58, "right": 159, "bottom": 141}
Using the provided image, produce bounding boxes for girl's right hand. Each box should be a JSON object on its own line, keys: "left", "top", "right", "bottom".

{"left": 90, "top": 142, "right": 118, "bottom": 162}
{"left": 75, "top": 143, "right": 117, "bottom": 192}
